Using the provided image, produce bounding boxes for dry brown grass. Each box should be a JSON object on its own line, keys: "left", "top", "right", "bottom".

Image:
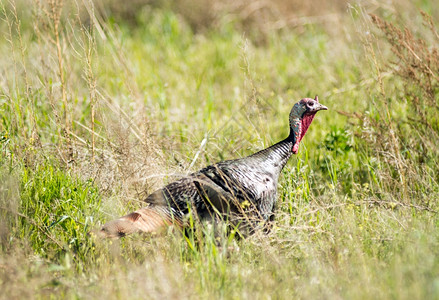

{"left": 345, "top": 11, "right": 439, "bottom": 203}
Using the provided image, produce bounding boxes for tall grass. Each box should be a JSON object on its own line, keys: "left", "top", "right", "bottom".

{"left": 1, "top": 0, "right": 439, "bottom": 298}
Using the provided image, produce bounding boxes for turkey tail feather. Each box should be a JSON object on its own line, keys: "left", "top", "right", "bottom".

{"left": 99, "top": 206, "right": 181, "bottom": 238}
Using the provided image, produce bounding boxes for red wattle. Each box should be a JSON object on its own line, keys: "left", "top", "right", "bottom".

{"left": 292, "top": 112, "right": 317, "bottom": 154}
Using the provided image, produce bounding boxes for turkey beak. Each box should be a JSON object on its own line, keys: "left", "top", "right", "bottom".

{"left": 316, "top": 103, "right": 328, "bottom": 111}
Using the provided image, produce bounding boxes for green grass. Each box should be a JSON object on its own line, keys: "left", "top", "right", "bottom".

{"left": 1, "top": 0, "right": 439, "bottom": 298}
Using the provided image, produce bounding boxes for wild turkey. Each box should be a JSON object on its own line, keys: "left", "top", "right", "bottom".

{"left": 100, "top": 96, "right": 327, "bottom": 238}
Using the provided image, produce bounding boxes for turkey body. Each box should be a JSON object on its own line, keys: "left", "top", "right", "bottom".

{"left": 153, "top": 139, "right": 292, "bottom": 222}
{"left": 100, "top": 97, "right": 327, "bottom": 238}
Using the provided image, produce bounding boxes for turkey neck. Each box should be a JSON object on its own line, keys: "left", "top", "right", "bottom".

{"left": 247, "top": 133, "right": 295, "bottom": 179}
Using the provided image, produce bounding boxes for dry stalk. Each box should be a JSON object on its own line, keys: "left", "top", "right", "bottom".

{"left": 48, "top": 0, "right": 73, "bottom": 164}
{"left": 80, "top": 0, "right": 98, "bottom": 162}
{"left": 32, "top": 0, "right": 61, "bottom": 148}
{"left": 421, "top": 10, "right": 439, "bottom": 42}
{"left": 358, "top": 199, "right": 437, "bottom": 214}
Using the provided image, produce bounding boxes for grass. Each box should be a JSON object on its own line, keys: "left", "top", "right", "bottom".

{"left": 1, "top": 0, "right": 439, "bottom": 298}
